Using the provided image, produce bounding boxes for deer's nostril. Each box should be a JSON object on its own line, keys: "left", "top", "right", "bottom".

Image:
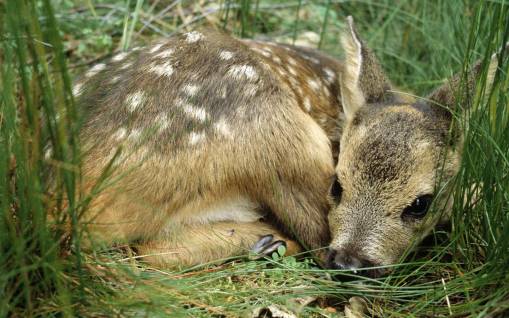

{"left": 333, "top": 249, "right": 362, "bottom": 270}
{"left": 327, "top": 249, "right": 378, "bottom": 275}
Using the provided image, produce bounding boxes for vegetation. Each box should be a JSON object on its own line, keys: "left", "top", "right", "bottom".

{"left": 1, "top": 0, "right": 507, "bottom": 316}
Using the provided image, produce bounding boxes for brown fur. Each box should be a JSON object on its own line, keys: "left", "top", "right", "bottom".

{"left": 327, "top": 17, "right": 501, "bottom": 272}
{"left": 75, "top": 29, "right": 339, "bottom": 267}
{"left": 73, "top": 18, "right": 501, "bottom": 270}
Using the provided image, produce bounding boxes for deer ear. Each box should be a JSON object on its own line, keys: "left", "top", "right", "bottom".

{"left": 340, "top": 16, "right": 392, "bottom": 121}
{"left": 427, "top": 43, "right": 506, "bottom": 120}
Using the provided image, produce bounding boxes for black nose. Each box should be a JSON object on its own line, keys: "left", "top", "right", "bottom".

{"left": 327, "top": 249, "right": 378, "bottom": 277}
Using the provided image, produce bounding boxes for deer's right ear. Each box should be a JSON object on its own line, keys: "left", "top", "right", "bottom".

{"left": 340, "top": 16, "right": 392, "bottom": 121}
{"left": 427, "top": 43, "right": 506, "bottom": 117}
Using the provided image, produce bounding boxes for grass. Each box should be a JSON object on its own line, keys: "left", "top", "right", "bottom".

{"left": 1, "top": 0, "right": 508, "bottom": 317}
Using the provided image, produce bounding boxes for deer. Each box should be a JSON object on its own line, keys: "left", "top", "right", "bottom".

{"left": 70, "top": 16, "right": 501, "bottom": 278}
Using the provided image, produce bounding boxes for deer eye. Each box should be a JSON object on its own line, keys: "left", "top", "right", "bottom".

{"left": 329, "top": 176, "right": 342, "bottom": 205}
{"left": 402, "top": 195, "right": 433, "bottom": 219}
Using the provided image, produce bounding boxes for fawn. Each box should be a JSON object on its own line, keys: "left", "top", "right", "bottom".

{"left": 72, "top": 17, "right": 500, "bottom": 275}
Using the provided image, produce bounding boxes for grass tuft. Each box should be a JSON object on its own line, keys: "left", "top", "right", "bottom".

{"left": 0, "top": 0, "right": 508, "bottom": 316}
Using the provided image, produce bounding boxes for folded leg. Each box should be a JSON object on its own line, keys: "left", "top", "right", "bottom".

{"left": 136, "top": 221, "right": 302, "bottom": 268}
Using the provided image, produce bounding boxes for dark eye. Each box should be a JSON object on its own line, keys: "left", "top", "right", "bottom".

{"left": 402, "top": 195, "right": 433, "bottom": 219}
{"left": 329, "top": 176, "right": 342, "bottom": 205}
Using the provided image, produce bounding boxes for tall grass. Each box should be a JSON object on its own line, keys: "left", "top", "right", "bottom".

{"left": 0, "top": 0, "right": 87, "bottom": 315}
{"left": 0, "top": 0, "right": 507, "bottom": 316}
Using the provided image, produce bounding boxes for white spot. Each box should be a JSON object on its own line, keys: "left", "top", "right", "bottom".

{"left": 113, "top": 127, "right": 127, "bottom": 141}
{"left": 150, "top": 43, "right": 164, "bottom": 53}
{"left": 112, "top": 52, "right": 128, "bottom": 62}
{"left": 44, "top": 146, "right": 53, "bottom": 160}
{"left": 243, "top": 84, "right": 258, "bottom": 97}
{"left": 120, "top": 62, "right": 133, "bottom": 70}
{"left": 219, "top": 86, "right": 227, "bottom": 99}
{"left": 259, "top": 50, "right": 271, "bottom": 57}
{"left": 276, "top": 67, "right": 286, "bottom": 76}
{"left": 86, "top": 63, "right": 106, "bottom": 78}
{"left": 324, "top": 67, "right": 336, "bottom": 82}
{"left": 155, "top": 113, "right": 170, "bottom": 131}
{"left": 214, "top": 119, "right": 232, "bottom": 137}
{"left": 219, "top": 51, "right": 234, "bottom": 60}
{"left": 308, "top": 78, "right": 321, "bottom": 92}
{"left": 227, "top": 65, "right": 258, "bottom": 80}
{"left": 303, "top": 97, "right": 312, "bottom": 112}
{"left": 110, "top": 75, "right": 121, "bottom": 84}
{"left": 149, "top": 61, "right": 174, "bottom": 78}
{"left": 303, "top": 55, "right": 320, "bottom": 64}
{"left": 72, "top": 83, "right": 83, "bottom": 96}
{"left": 251, "top": 47, "right": 271, "bottom": 57}
{"left": 183, "top": 84, "right": 199, "bottom": 96}
{"left": 185, "top": 31, "right": 204, "bottom": 43}
{"left": 288, "top": 66, "right": 298, "bottom": 76}
{"left": 296, "top": 87, "right": 304, "bottom": 98}
{"left": 189, "top": 132, "right": 205, "bottom": 145}
{"left": 273, "top": 56, "right": 282, "bottom": 64}
{"left": 182, "top": 104, "right": 208, "bottom": 121}
{"left": 155, "top": 48, "right": 174, "bottom": 59}
{"left": 289, "top": 77, "right": 299, "bottom": 87}
{"left": 128, "top": 128, "right": 141, "bottom": 141}
{"left": 261, "top": 46, "right": 273, "bottom": 53}
{"left": 126, "top": 91, "right": 145, "bottom": 112}
{"left": 288, "top": 57, "right": 297, "bottom": 66}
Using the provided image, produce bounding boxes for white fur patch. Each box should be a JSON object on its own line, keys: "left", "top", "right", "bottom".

{"left": 219, "top": 86, "right": 227, "bottom": 99}
{"left": 227, "top": 65, "right": 258, "bottom": 80}
{"left": 44, "top": 146, "right": 53, "bottom": 160}
{"left": 185, "top": 31, "right": 204, "bottom": 43}
{"left": 155, "top": 113, "right": 170, "bottom": 131}
{"left": 308, "top": 78, "right": 321, "bottom": 92}
{"left": 154, "top": 48, "right": 174, "bottom": 59}
{"left": 288, "top": 66, "right": 298, "bottom": 76}
{"left": 150, "top": 43, "right": 164, "bottom": 53}
{"left": 113, "top": 127, "right": 127, "bottom": 141}
{"left": 303, "top": 97, "right": 312, "bottom": 112}
{"left": 243, "top": 84, "right": 259, "bottom": 97}
{"left": 324, "top": 67, "right": 336, "bottom": 82}
{"left": 112, "top": 52, "right": 128, "bottom": 62}
{"left": 214, "top": 119, "right": 232, "bottom": 137}
{"left": 183, "top": 84, "right": 199, "bottom": 96}
{"left": 120, "top": 62, "right": 133, "bottom": 70}
{"left": 126, "top": 91, "right": 145, "bottom": 112}
{"left": 86, "top": 63, "right": 106, "bottom": 78}
{"left": 219, "top": 50, "right": 234, "bottom": 60}
{"left": 302, "top": 55, "right": 320, "bottom": 64}
{"left": 182, "top": 104, "right": 208, "bottom": 121}
{"left": 188, "top": 131, "right": 205, "bottom": 145}
{"left": 251, "top": 47, "right": 271, "bottom": 58}
{"left": 110, "top": 75, "right": 121, "bottom": 84}
{"left": 72, "top": 83, "right": 83, "bottom": 96}
{"left": 128, "top": 128, "right": 141, "bottom": 141}
{"left": 149, "top": 61, "right": 174, "bottom": 78}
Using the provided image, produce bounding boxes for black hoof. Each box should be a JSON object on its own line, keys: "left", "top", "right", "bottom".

{"left": 249, "top": 234, "right": 287, "bottom": 260}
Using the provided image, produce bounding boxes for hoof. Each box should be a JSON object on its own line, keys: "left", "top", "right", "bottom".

{"left": 249, "top": 234, "right": 287, "bottom": 260}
